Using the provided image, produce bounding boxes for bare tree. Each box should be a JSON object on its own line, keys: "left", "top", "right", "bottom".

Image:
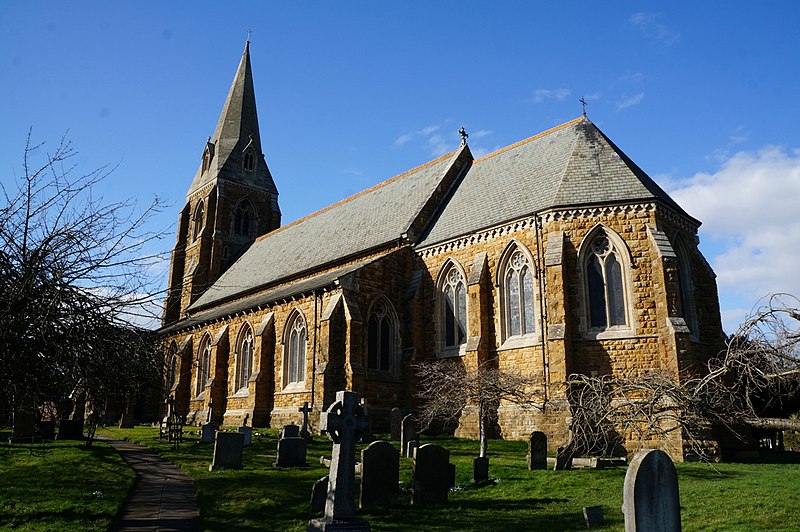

{"left": 563, "top": 294, "right": 800, "bottom": 459}
{"left": 0, "top": 131, "right": 168, "bottom": 427}
{"left": 414, "top": 358, "right": 544, "bottom": 457}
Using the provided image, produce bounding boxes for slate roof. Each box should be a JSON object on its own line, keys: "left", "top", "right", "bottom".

{"left": 187, "top": 116, "right": 693, "bottom": 314}
{"left": 189, "top": 147, "right": 466, "bottom": 310}
{"left": 417, "top": 117, "right": 693, "bottom": 247}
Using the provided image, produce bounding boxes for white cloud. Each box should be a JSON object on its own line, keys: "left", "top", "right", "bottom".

{"left": 394, "top": 133, "right": 413, "bottom": 146}
{"left": 471, "top": 129, "right": 493, "bottom": 139}
{"left": 630, "top": 12, "right": 680, "bottom": 46}
{"left": 669, "top": 146, "right": 800, "bottom": 307}
{"left": 533, "top": 88, "right": 571, "bottom": 103}
{"left": 616, "top": 93, "right": 644, "bottom": 111}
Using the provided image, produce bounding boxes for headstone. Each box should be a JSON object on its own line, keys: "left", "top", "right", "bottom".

{"left": 389, "top": 408, "right": 402, "bottom": 441}
{"left": 308, "top": 390, "right": 371, "bottom": 532}
{"left": 622, "top": 449, "right": 681, "bottom": 532}
{"left": 528, "top": 431, "right": 548, "bottom": 470}
{"left": 554, "top": 445, "right": 574, "bottom": 470}
{"left": 583, "top": 506, "right": 605, "bottom": 528}
{"left": 406, "top": 440, "right": 418, "bottom": 459}
{"left": 401, "top": 415, "right": 416, "bottom": 458}
{"left": 282, "top": 424, "right": 300, "bottom": 439}
{"left": 448, "top": 463, "right": 456, "bottom": 488}
{"left": 275, "top": 436, "right": 307, "bottom": 467}
{"left": 238, "top": 426, "right": 254, "bottom": 447}
{"left": 206, "top": 401, "right": 214, "bottom": 424}
{"left": 472, "top": 456, "right": 489, "bottom": 484}
{"left": 200, "top": 422, "right": 218, "bottom": 443}
{"left": 209, "top": 432, "right": 245, "bottom": 471}
{"left": 360, "top": 441, "right": 399, "bottom": 508}
{"left": 311, "top": 476, "right": 329, "bottom": 513}
{"left": 412, "top": 444, "right": 450, "bottom": 505}
{"left": 299, "top": 402, "right": 313, "bottom": 438}
{"left": 11, "top": 410, "right": 36, "bottom": 442}
{"left": 118, "top": 412, "right": 134, "bottom": 429}
{"left": 57, "top": 419, "right": 84, "bottom": 440}
{"left": 37, "top": 421, "right": 56, "bottom": 440}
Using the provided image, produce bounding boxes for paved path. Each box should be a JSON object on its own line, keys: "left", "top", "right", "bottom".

{"left": 101, "top": 437, "right": 201, "bottom": 531}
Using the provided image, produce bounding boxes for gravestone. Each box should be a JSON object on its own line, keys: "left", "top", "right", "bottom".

{"left": 359, "top": 399, "right": 373, "bottom": 443}
{"left": 554, "top": 445, "right": 574, "bottom": 470}
{"left": 118, "top": 412, "right": 134, "bottom": 429}
{"left": 622, "top": 449, "right": 681, "bottom": 532}
{"left": 209, "top": 431, "right": 245, "bottom": 471}
{"left": 57, "top": 419, "right": 84, "bottom": 440}
{"left": 389, "top": 408, "right": 402, "bottom": 441}
{"left": 299, "top": 402, "right": 313, "bottom": 439}
{"left": 310, "top": 476, "right": 329, "bottom": 513}
{"left": 406, "top": 440, "right": 418, "bottom": 459}
{"left": 412, "top": 444, "right": 450, "bottom": 505}
{"left": 360, "top": 440, "right": 399, "bottom": 508}
{"left": 282, "top": 424, "right": 300, "bottom": 439}
{"left": 11, "top": 410, "right": 36, "bottom": 442}
{"left": 201, "top": 422, "right": 218, "bottom": 443}
{"left": 275, "top": 436, "right": 307, "bottom": 467}
{"left": 37, "top": 421, "right": 56, "bottom": 440}
{"left": 527, "top": 431, "right": 548, "bottom": 470}
{"left": 583, "top": 506, "right": 605, "bottom": 528}
{"left": 472, "top": 456, "right": 489, "bottom": 484}
{"left": 238, "top": 426, "right": 254, "bottom": 447}
{"left": 308, "top": 390, "right": 371, "bottom": 531}
{"left": 401, "top": 415, "right": 416, "bottom": 458}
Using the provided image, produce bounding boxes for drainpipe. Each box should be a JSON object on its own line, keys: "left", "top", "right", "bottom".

{"left": 534, "top": 213, "right": 549, "bottom": 405}
{"left": 311, "top": 289, "right": 319, "bottom": 409}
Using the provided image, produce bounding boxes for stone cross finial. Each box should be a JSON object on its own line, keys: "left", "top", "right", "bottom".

{"left": 298, "top": 401, "right": 312, "bottom": 436}
{"left": 318, "top": 390, "right": 369, "bottom": 521}
{"left": 580, "top": 96, "right": 588, "bottom": 117}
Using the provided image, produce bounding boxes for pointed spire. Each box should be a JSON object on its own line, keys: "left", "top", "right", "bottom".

{"left": 188, "top": 41, "right": 278, "bottom": 198}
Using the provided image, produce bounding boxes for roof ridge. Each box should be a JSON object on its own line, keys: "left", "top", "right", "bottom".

{"left": 255, "top": 148, "right": 459, "bottom": 242}
{"left": 473, "top": 117, "right": 584, "bottom": 164}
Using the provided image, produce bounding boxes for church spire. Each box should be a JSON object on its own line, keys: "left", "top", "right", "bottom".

{"left": 187, "top": 41, "right": 278, "bottom": 198}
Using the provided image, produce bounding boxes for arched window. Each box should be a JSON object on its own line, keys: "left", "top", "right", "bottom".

{"left": 165, "top": 344, "right": 178, "bottom": 391}
{"left": 583, "top": 230, "right": 629, "bottom": 330}
{"left": 235, "top": 324, "right": 254, "bottom": 392}
{"left": 284, "top": 311, "right": 307, "bottom": 388}
{"left": 233, "top": 201, "right": 254, "bottom": 237}
{"left": 501, "top": 247, "right": 537, "bottom": 339}
{"left": 243, "top": 148, "right": 256, "bottom": 172}
{"left": 367, "top": 296, "right": 398, "bottom": 373}
{"left": 192, "top": 201, "right": 205, "bottom": 241}
{"left": 195, "top": 334, "right": 212, "bottom": 397}
{"left": 674, "top": 237, "right": 698, "bottom": 337}
{"left": 439, "top": 262, "right": 467, "bottom": 350}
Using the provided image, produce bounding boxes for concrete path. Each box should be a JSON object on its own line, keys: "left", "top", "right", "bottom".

{"left": 101, "top": 437, "right": 201, "bottom": 531}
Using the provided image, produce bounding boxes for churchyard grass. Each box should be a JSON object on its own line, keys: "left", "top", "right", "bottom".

{"left": 100, "top": 426, "right": 800, "bottom": 531}
{"left": 0, "top": 438, "right": 134, "bottom": 531}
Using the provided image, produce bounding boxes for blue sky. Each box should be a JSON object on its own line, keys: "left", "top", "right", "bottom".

{"left": 2, "top": 2, "right": 799, "bottom": 332}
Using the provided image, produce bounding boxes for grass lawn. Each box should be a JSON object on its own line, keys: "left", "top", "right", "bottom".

{"left": 0, "top": 437, "right": 134, "bottom": 531}
{"left": 99, "top": 425, "right": 800, "bottom": 532}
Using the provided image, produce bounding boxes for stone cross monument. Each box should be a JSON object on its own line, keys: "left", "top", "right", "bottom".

{"left": 299, "top": 401, "right": 313, "bottom": 438}
{"left": 308, "top": 390, "right": 371, "bottom": 531}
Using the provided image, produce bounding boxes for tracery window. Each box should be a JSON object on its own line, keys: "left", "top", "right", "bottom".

{"left": 367, "top": 297, "right": 397, "bottom": 373}
{"left": 440, "top": 263, "right": 467, "bottom": 350}
{"left": 585, "top": 233, "right": 628, "bottom": 329}
{"left": 284, "top": 312, "right": 307, "bottom": 388}
{"left": 502, "top": 249, "right": 537, "bottom": 339}
{"left": 195, "top": 335, "right": 212, "bottom": 397}
{"left": 192, "top": 201, "right": 205, "bottom": 241}
{"left": 233, "top": 201, "right": 254, "bottom": 237}
{"left": 235, "top": 324, "right": 254, "bottom": 392}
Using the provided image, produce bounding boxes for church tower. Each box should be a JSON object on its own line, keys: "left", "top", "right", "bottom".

{"left": 163, "top": 42, "right": 280, "bottom": 324}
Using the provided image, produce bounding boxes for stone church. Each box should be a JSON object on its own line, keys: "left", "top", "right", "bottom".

{"left": 160, "top": 43, "right": 725, "bottom": 458}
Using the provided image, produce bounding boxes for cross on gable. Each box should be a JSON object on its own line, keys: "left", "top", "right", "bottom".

{"left": 320, "top": 391, "right": 369, "bottom": 444}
